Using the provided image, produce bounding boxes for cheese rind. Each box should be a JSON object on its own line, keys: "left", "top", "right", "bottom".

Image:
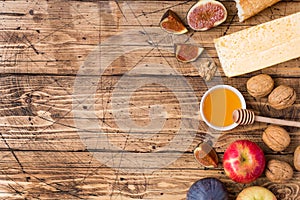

{"left": 214, "top": 12, "right": 300, "bottom": 77}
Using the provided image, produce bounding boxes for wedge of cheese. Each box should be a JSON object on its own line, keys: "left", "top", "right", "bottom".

{"left": 214, "top": 12, "right": 300, "bottom": 77}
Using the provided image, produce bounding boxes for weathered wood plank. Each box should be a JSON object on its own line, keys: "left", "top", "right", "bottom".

{"left": 0, "top": 1, "right": 300, "bottom": 77}
{"left": 2, "top": 126, "right": 300, "bottom": 154}
{"left": 1, "top": 1, "right": 299, "bottom": 28}
{"left": 1, "top": 162, "right": 300, "bottom": 199}
{"left": 0, "top": 75, "right": 299, "bottom": 154}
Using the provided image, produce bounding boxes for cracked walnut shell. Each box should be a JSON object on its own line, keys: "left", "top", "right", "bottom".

{"left": 262, "top": 125, "right": 290, "bottom": 152}
{"left": 247, "top": 74, "right": 274, "bottom": 98}
{"left": 268, "top": 85, "right": 296, "bottom": 110}
{"left": 265, "top": 159, "right": 293, "bottom": 183}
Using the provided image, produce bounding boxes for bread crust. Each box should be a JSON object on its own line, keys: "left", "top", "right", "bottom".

{"left": 235, "top": 0, "right": 281, "bottom": 22}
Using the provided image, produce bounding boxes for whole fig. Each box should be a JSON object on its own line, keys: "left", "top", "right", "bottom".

{"left": 187, "top": 177, "right": 228, "bottom": 200}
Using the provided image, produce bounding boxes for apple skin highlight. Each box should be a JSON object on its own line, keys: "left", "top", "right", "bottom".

{"left": 236, "top": 186, "right": 277, "bottom": 200}
{"left": 223, "top": 140, "right": 266, "bottom": 183}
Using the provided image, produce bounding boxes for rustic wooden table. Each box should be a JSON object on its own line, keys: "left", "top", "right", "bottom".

{"left": 0, "top": 0, "right": 299, "bottom": 199}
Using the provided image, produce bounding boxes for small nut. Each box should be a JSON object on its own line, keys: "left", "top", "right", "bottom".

{"left": 265, "top": 159, "right": 293, "bottom": 183}
{"left": 247, "top": 74, "right": 274, "bottom": 98}
{"left": 268, "top": 85, "right": 296, "bottom": 110}
{"left": 262, "top": 125, "right": 290, "bottom": 152}
{"left": 294, "top": 146, "right": 300, "bottom": 171}
{"left": 194, "top": 142, "right": 218, "bottom": 168}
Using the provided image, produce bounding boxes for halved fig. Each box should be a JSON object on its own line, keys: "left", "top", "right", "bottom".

{"left": 175, "top": 43, "right": 204, "bottom": 62}
{"left": 187, "top": 0, "right": 227, "bottom": 31}
{"left": 160, "top": 10, "right": 188, "bottom": 34}
{"left": 194, "top": 142, "right": 218, "bottom": 168}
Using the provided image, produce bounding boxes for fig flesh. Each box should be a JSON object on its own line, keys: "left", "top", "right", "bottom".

{"left": 187, "top": 178, "right": 228, "bottom": 200}
{"left": 187, "top": 0, "right": 227, "bottom": 31}
{"left": 193, "top": 141, "right": 218, "bottom": 168}
{"left": 175, "top": 44, "right": 204, "bottom": 62}
{"left": 160, "top": 10, "right": 188, "bottom": 34}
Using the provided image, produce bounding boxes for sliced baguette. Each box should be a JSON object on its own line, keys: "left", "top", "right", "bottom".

{"left": 235, "top": 0, "right": 281, "bottom": 22}
{"left": 214, "top": 12, "right": 300, "bottom": 77}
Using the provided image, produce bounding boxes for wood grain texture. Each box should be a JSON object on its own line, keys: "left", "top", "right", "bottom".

{"left": 0, "top": 0, "right": 299, "bottom": 199}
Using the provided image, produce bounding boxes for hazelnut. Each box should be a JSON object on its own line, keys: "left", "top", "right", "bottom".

{"left": 262, "top": 125, "right": 290, "bottom": 152}
{"left": 268, "top": 85, "right": 296, "bottom": 110}
{"left": 265, "top": 159, "right": 293, "bottom": 183}
{"left": 294, "top": 146, "right": 300, "bottom": 171}
{"left": 247, "top": 74, "right": 274, "bottom": 98}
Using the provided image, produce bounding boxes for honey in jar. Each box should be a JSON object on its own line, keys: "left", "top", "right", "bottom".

{"left": 202, "top": 88, "right": 242, "bottom": 127}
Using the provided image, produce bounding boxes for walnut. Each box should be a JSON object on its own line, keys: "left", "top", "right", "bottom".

{"left": 268, "top": 85, "right": 296, "bottom": 110}
{"left": 265, "top": 159, "right": 293, "bottom": 183}
{"left": 294, "top": 146, "right": 300, "bottom": 171}
{"left": 246, "top": 74, "right": 274, "bottom": 98}
{"left": 262, "top": 125, "right": 290, "bottom": 152}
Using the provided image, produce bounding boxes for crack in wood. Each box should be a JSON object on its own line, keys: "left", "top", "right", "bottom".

{"left": 114, "top": 0, "right": 128, "bottom": 22}
{"left": 65, "top": 1, "right": 99, "bottom": 31}
{"left": 110, "top": 136, "right": 130, "bottom": 199}
{"left": 136, "top": 0, "right": 192, "bottom": 17}
{"left": 0, "top": 12, "right": 26, "bottom": 16}
{"left": 23, "top": 35, "right": 40, "bottom": 55}
{"left": 0, "top": 15, "right": 88, "bottom": 65}
{"left": 7, "top": 183, "right": 25, "bottom": 196}
{"left": 0, "top": 131, "right": 26, "bottom": 174}
{"left": 223, "top": 13, "right": 237, "bottom": 36}
{"left": 28, "top": 174, "right": 85, "bottom": 200}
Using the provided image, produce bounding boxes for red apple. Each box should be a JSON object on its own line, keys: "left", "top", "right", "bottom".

{"left": 236, "top": 186, "right": 277, "bottom": 200}
{"left": 223, "top": 140, "right": 265, "bottom": 183}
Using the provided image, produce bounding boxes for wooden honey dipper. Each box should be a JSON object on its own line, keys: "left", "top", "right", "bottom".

{"left": 233, "top": 109, "right": 300, "bottom": 128}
